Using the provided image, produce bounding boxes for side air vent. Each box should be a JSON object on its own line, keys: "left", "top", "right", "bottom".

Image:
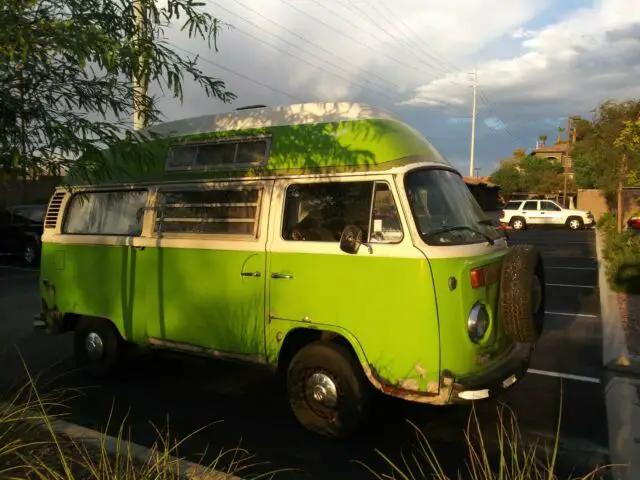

{"left": 44, "top": 191, "right": 65, "bottom": 229}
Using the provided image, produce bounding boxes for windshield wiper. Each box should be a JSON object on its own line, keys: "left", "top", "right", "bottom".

{"left": 424, "top": 226, "right": 495, "bottom": 245}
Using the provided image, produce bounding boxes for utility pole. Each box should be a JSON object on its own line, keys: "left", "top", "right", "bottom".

{"left": 562, "top": 116, "right": 571, "bottom": 207}
{"left": 133, "top": 0, "right": 148, "bottom": 131}
{"left": 469, "top": 68, "right": 477, "bottom": 177}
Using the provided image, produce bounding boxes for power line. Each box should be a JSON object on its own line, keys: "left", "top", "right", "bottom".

{"left": 168, "top": 42, "right": 305, "bottom": 102}
{"left": 477, "top": 88, "right": 532, "bottom": 146}
{"left": 332, "top": 0, "right": 448, "bottom": 80}
{"left": 276, "top": 0, "right": 436, "bottom": 79}
{"left": 373, "top": 0, "right": 463, "bottom": 76}
{"left": 228, "top": 0, "right": 401, "bottom": 91}
{"left": 211, "top": 3, "right": 402, "bottom": 102}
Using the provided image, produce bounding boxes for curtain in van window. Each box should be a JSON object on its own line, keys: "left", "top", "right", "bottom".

{"left": 64, "top": 191, "right": 148, "bottom": 235}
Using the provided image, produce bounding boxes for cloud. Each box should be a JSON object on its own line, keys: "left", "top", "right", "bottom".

{"left": 404, "top": 0, "right": 640, "bottom": 118}
{"left": 152, "top": 0, "right": 640, "bottom": 176}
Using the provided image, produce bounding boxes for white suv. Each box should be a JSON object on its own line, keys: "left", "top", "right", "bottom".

{"left": 499, "top": 199, "right": 594, "bottom": 231}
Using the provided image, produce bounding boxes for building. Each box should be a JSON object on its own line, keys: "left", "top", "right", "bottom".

{"left": 463, "top": 176, "right": 502, "bottom": 211}
{"left": 529, "top": 142, "right": 574, "bottom": 179}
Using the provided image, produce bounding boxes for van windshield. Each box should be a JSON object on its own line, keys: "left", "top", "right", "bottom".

{"left": 404, "top": 168, "right": 501, "bottom": 246}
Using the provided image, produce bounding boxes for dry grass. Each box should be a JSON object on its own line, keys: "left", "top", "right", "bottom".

{"left": 0, "top": 357, "right": 625, "bottom": 480}
{"left": 358, "top": 385, "right": 622, "bottom": 480}
{"left": 0, "top": 357, "right": 290, "bottom": 479}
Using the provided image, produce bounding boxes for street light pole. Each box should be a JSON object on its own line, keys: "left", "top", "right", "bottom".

{"left": 469, "top": 68, "right": 477, "bottom": 177}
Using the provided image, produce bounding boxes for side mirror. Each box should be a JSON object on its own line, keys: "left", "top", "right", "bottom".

{"left": 340, "top": 225, "right": 364, "bottom": 255}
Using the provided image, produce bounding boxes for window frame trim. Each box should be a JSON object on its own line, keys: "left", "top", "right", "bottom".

{"left": 61, "top": 188, "right": 151, "bottom": 237}
{"left": 164, "top": 135, "right": 272, "bottom": 172}
{"left": 279, "top": 178, "right": 405, "bottom": 244}
{"left": 151, "top": 183, "right": 265, "bottom": 241}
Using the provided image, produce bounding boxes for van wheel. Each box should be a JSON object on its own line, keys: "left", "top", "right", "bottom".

{"left": 566, "top": 217, "right": 583, "bottom": 231}
{"left": 510, "top": 217, "right": 526, "bottom": 231}
{"left": 500, "top": 245, "right": 546, "bottom": 343}
{"left": 286, "top": 341, "right": 371, "bottom": 438}
{"left": 74, "top": 317, "right": 123, "bottom": 378}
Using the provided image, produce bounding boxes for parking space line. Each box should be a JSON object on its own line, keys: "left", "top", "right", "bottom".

{"left": 0, "top": 265, "right": 38, "bottom": 273}
{"left": 546, "top": 283, "right": 595, "bottom": 289}
{"left": 0, "top": 273, "right": 39, "bottom": 280}
{"left": 544, "top": 266, "right": 597, "bottom": 271}
{"left": 544, "top": 311, "right": 599, "bottom": 318}
{"left": 527, "top": 368, "right": 601, "bottom": 384}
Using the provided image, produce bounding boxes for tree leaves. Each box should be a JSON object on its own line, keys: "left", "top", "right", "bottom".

{"left": 0, "top": 0, "right": 236, "bottom": 187}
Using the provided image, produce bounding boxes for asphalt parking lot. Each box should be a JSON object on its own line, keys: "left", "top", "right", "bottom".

{"left": 0, "top": 226, "right": 608, "bottom": 479}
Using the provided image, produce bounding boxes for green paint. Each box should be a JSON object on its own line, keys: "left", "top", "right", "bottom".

{"left": 67, "top": 118, "right": 450, "bottom": 185}
{"left": 40, "top": 111, "right": 526, "bottom": 406}
{"left": 267, "top": 251, "right": 440, "bottom": 390}
{"left": 428, "top": 251, "right": 512, "bottom": 379}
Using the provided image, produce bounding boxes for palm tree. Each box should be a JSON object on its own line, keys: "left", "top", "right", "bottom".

{"left": 538, "top": 134, "right": 548, "bottom": 147}
{"left": 557, "top": 127, "right": 565, "bottom": 144}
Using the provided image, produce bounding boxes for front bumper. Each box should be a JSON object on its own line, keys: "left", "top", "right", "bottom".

{"left": 448, "top": 342, "right": 533, "bottom": 403}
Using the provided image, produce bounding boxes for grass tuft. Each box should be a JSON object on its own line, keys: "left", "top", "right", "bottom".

{"left": 358, "top": 382, "right": 622, "bottom": 480}
{"left": 0, "top": 352, "right": 292, "bottom": 479}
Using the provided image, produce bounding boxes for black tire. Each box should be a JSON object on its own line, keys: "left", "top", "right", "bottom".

{"left": 22, "top": 241, "right": 39, "bottom": 266}
{"left": 287, "top": 341, "right": 371, "bottom": 438}
{"left": 499, "top": 245, "right": 546, "bottom": 343}
{"left": 566, "top": 217, "right": 583, "bottom": 231}
{"left": 74, "top": 317, "right": 123, "bottom": 378}
{"left": 510, "top": 217, "right": 526, "bottom": 231}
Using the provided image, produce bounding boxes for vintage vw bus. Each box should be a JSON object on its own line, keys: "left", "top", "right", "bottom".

{"left": 35, "top": 102, "right": 545, "bottom": 438}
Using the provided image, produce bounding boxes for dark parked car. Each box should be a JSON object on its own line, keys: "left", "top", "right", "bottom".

{"left": 0, "top": 204, "right": 47, "bottom": 266}
{"left": 628, "top": 214, "right": 640, "bottom": 233}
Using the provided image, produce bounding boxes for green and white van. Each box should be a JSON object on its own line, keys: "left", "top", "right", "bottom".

{"left": 35, "top": 102, "right": 546, "bottom": 438}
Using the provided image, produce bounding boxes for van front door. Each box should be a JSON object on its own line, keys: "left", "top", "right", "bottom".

{"left": 140, "top": 181, "right": 274, "bottom": 360}
{"left": 266, "top": 177, "right": 441, "bottom": 392}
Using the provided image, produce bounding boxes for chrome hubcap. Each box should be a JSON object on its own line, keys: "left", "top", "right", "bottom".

{"left": 531, "top": 275, "right": 542, "bottom": 313}
{"left": 514, "top": 220, "right": 522, "bottom": 229}
{"left": 570, "top": 220, "right": 579, "bottom": 229}
{"left": 306, "top": 372, "right": 338, "bottom": 408}
{"left": 84, "top": 332, "right": 104, "bottom": 361}
{"left": 24, "top": 247, "right": 35, "bottom": 264}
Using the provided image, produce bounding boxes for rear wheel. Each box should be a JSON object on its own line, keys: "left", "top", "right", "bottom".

{"left": 510, "top": 217, "right": 526, "bottom": 231}
{"left": 500, "top": 245, "right": 546, "bottom": 343}
{"left": 566, "top": 217, "right": 583, "bottom": 231}
{"left": 74, "top": 317, "right": 123, "bottom": 378}
{"left": 286, "top": 341, "right": 371, "bottom": 438}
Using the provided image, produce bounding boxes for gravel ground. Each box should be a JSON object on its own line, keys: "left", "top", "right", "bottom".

{"left": 618, "top": 293, "right": 640, "bottom": 357}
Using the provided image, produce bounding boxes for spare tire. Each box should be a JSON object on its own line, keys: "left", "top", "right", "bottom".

{"left": 499, "top": 244, "right": 546, "bottom": 343}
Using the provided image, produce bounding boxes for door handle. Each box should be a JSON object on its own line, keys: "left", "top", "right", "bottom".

{"left": 241, "top": 271, "right": 261, "bottom": 277}
{"left": 133, "top": 245, "right": 145, "bottom": 250}
{"left": 271, "top": 273, "right": 293, "bottom": 279}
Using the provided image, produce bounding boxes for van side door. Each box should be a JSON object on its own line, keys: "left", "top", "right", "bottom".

{"left": 139, "top": 180, "right": 275, "bottom": 360}
{"left": 266, "top": 176, "right": 441, "bottom": 392}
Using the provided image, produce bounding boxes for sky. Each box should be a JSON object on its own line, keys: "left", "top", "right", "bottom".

{"left": 154, "top": 0, "right": 640, "bottom": 176}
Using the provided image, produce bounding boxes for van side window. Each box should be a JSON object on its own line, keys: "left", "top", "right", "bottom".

{"left": 155, "top": 187, "right": 261, "bottom": 237}
{"left": 64, "top": 190, "right": 148, "bottom": 236}
{"left": 283, "top": 181, "right": 373, "bottom": 242}
{"left": 369, "top": 182, "right": 403, "bottom": 243}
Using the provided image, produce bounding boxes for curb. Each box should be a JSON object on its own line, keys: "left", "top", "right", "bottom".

{"left": 2, "top": 402, "right": 241, "bottom": 480}
{"left": 596, "top": 228, "right": 640, "bottom": 480}
{"left": 596, "top": 229, "right": 640, "bottom": 369}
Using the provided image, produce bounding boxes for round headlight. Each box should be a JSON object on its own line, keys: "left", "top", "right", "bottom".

{"left": 468, "top": 303, "right": 489, "bottom": 342}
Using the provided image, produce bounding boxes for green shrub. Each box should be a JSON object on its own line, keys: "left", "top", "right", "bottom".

{"left": 599, "top": 213, "right": 640, "bottom": 294}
